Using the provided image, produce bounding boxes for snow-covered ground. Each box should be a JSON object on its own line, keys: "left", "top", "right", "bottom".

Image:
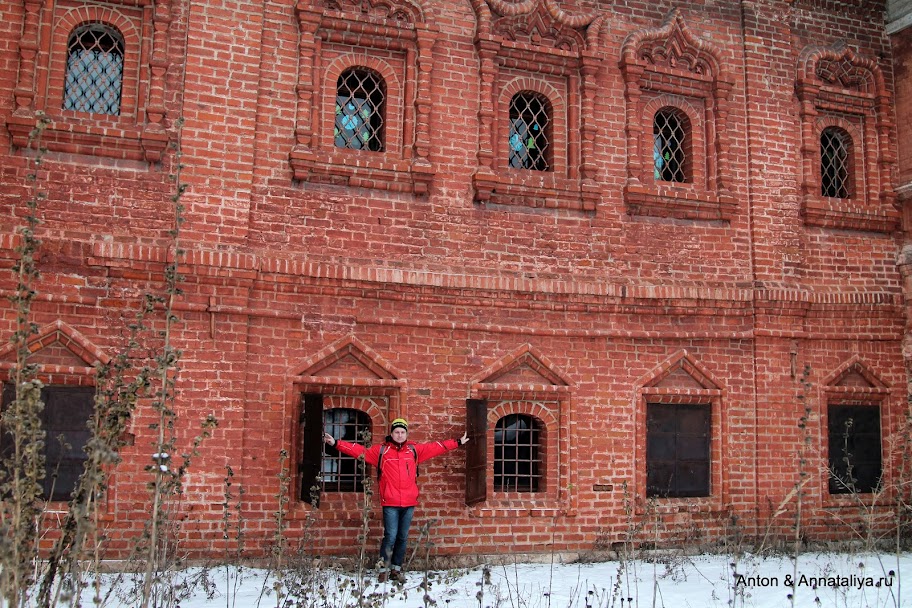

{"left": 84, "top": 551, "right": 910, "bottom": 608}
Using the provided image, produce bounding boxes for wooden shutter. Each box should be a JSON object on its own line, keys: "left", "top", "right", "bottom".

{"left": 299, "top": 393, "right": 324, "bottom": 505}
{"left": 465, "top": 398, "right": 488, "bottom": 506}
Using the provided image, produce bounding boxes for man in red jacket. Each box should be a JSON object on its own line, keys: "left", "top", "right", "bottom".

{"left": 323, "top": 418, "right": 469, "bottom": 583}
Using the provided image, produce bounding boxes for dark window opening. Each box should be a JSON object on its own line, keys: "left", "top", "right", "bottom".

{"left": 646, "top": 403, "right": 710, "bottom": 498}
{"left": 821, "top": 127, "right": 851, "bottom": 198}
{"left": 828, "top": 404, "right": 881, "bottom": 494}
{"left": 64, "top": 24, "right": 124, "bottom": 115}
{"left": 321, "top": 407, "right": 371, "bottom": 493}
{"left": 494, "top": 413, "right": 541, "bottom": 492}
{"left": 653, "top": 109, "right": 689, "bottom": 183}
{"left": 1, "top": 384, "right": 95, "bottom": 502}
{"left": 335, "top": 68, "right": 386, "bottom": 151}
{"left": 509, "top": 92, "right": 552, "bottom": 171}
{"left": 299, "top": 394, "right": 372, "bottom": 504}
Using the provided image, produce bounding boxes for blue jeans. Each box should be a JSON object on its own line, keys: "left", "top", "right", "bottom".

{"left": 380, "top": 506, "right": 414, "bottom": 569}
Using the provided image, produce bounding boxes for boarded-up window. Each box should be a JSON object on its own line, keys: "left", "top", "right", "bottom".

{"left": 646, "top": 403, "right": 710, "bottom": 498}
{"left": 828, "top": 404, "right": 881, "bottom": 494}
{"left": 1, "top": 384, "right": 94, "bottom": 501}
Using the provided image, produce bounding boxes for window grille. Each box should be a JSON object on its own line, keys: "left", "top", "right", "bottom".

{"left": 322, "top": 408, "right": 371, "bottom": 492}
{"left": 653, "top": 109, "right": 688, "bottom": 183}
{"left": 335, "top": 68, "right": 385, "bottom": 151}
{"left": 494, "top": 414, "right": 541, "bottom": 492}
{"left": 63, "top": 24, "right": 124, "bottom": 115}
{"left": 828, "top": 404, "right": 881, "bottom": 494}
{"left": 820, "top": 128, "right": 851, "bottom": 198}
{"left": 646, "top": 403, "right": 710, "bottom": 498}
{"left": 1, "top": 385, "right": 95, "bottom": 502}
{"left": 508, "top": 93, "right": 551, "bottom": 171}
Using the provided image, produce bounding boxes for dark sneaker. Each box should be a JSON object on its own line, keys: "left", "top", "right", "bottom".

{"left": 392, "top": 569, "right": 406, "bottom": 585}
{"left": 377, "top": 570, "right": 388, "bottom": 583}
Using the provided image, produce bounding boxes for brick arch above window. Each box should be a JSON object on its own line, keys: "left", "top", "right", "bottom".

{"left": 322, "top": 57, "right": 403, "bottom": 154}
{"left": 498, "top": 79, "right": 566, "bottom": 175}
{"left": 619, "top": 9, "right": 736, "bottom": 222}
{"left": 6, "top": 0, "right": 170, "bottom": 163}
{"left": 290, "top": 0, "right": 438, "bottom": 195}
{"left": 815, "top": 116, "right": 865, "bottom": 199}
{"left": 465, "top": 344, "right": 574, "bottom": 516}
{"left": 641, "top": 96, "right": 705, "bottom": 187}
{"left": 796, "top": 42, "right": 898, "bottom": 232}
{"left": 471, "top": 0, "right": 603, "bottom": 212}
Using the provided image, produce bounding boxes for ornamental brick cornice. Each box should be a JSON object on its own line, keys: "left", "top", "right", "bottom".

{"left": 619, "top": 8, "right": 731, "bottom": 88}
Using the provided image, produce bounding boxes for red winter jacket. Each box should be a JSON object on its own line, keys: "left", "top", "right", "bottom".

{"left": 333, "top": 436, "right": 459, "bottom": 507}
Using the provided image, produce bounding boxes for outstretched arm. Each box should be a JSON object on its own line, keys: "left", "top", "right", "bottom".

{"left": 414, "top": 432, "right": 470, "bottom": 463}
{"left": 324, "top": 432, "right": 381, "bottom": 466}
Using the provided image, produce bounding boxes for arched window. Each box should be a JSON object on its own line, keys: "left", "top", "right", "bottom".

{"left": 322, "top": 408, "right": 371, "bottom": 493}
{"left": 653, "top": 108, "right": 690, "bottom": 183}
{"left": 63, "top": 23, "right": 124, "bottom": 115}
{"left": 334, "top": 68, "right": 385, "bottom": 151}
{"left": 820, "top": 127, "right": 852, "bottom": 198}
{"left": 494, "top": 414, "right": 541, "bottom": 492}
{"left": 508, "top": 92, "right": 551, "bottom": 171}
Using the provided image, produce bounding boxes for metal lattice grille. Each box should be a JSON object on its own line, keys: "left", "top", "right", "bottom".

{"left": 509, "top": 92, "right": 551, "bottom": 171}
{"left": 821, "top": 128, "right": 850, "bottom": 198}
{"left": 335, "top": 69, "right": 385, "bottom": 151}
{"left": 322, "top": 408, "right": 371, "bottom": 492}
{"left": 653, "top": 109, "right": 688, "bottom": 183}
{"left": 63, "top": 24, "right": 124, "bottom": 115}
{"left": 494, "top": 414, "right": 541, "bottom": 492}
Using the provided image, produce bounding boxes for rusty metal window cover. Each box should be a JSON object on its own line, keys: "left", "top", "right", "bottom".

{"left": 322, "top": 408, "right": 371, "bottom": 492}
{"left": 494, "top": 414, "right": 541, "bottom": 492}
{"left": 653, "top": 109, "right": 689, "bottom": 183}
{"left": 509, "top": 92, "right": 551, "bottom": 171}
{"left": 646, "top": 403, "right": 710, "bottom": 498}
{"left": 63, "top": 23, "right": 124, "bottom": 115}
{"left": 828, "top": 404, "right": 881, "bottom": 494}
{"left": 335, "top": 68, "right": 385, "bottom": 152}
{"left": 1, "top": 384, "right": 95, "bottom": 502}
{"left": 821, "top": 127, "right": 851, "bottom": 198}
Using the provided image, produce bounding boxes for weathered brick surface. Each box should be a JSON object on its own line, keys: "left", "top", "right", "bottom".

{"left": 0, "top": 0, "right": 908, "bottom": 559}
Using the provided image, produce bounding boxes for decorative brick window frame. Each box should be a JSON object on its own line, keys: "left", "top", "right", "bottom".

{"left": 634, "top": 351, "right": 725, "bottom": 513}
{"left": 290, "top": 0, "right": 436, "bottom": 195}
{"left": 6, "top": 0, "right": 170, "bottom": 162}
{"left": 469, "top": 0, "right": 602, "bottom": 212}
{"left": 0, "top": 321, "right": 116, "bottom": 516}
{"left": 619, "top": 10, "right": 736, "bottom": 221}
{"left": 466, "top": 345, "right": 576, "bottom": 517}
{"left": 818, "top": 356, "right": 891, "bottom": 507}
{"left": 288, "top": 335, "right": 405, "bottom": 516}
{"left": 796, "top": 43, "right": 899, "bottom": 232}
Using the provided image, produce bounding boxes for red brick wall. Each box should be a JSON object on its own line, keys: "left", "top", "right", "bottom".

{"left": 0, "top": 0, "right": 907, "bottom": 559}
